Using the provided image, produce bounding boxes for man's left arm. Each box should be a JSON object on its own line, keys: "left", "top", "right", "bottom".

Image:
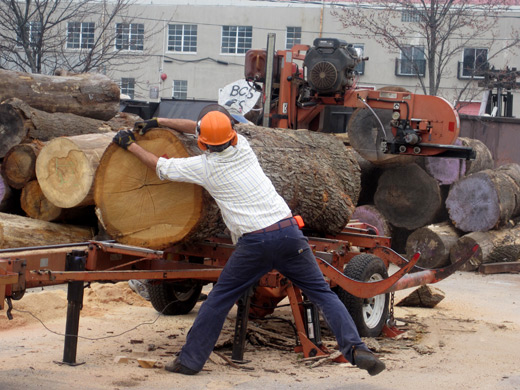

{"left": 112, "top": 129, "right": 158, "bottom": 171}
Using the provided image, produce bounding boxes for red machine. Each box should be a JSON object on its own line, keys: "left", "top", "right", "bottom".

{"left": 244, "top": 35, "right": 475, "bottom": 159}
{"left": 0, "top": 223, "right": 477, "bottom": 364}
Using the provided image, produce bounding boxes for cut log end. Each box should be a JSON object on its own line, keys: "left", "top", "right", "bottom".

{"left": 36, "top": 133, "right": 113, "bottom": 208}
{"left": 95, "top": 131, "right": 209, "bottom": 249}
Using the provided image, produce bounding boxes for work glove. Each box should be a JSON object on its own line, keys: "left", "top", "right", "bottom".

{"left": 133, "top": 118, "right": 159, "bottom": 135}
{"left": 113, "top": 129, "right": 136, "bottom": 150}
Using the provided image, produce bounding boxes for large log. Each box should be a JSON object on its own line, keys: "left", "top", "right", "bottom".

{"left": 94, "top": 126, "right": 361, "bottom": 249}
{"left": 0, "top": 212, "right": 94, "bottom": 249}
{"left": 374, "top": 163, "right": 444, "bottom": 230}
{"left": 405, "top": 222, "right": 462, "bottom": 268}
{"left": 446, "top": 163, "right": 520, "bottom": 232}
{"left": 0, "top": 98, "right": 138, "bottom": 158}
{"left": 0, "top": 69, "right": 120, "bottom": 120}
{"left": 449, "top": 225, "right": 520, "bottom": 271}
{"left": 1, "top": 141, "right": 44, "bottom": 189}
{"left": 35, "top": 133, "right": 114, "bottom": 208}
{"left": 423, "top": 137, "right": 494, "bottom": 185}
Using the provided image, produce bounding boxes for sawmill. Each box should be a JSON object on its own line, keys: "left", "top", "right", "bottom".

{"left": 1, "top": 36, "right": 519, "bottom": 376}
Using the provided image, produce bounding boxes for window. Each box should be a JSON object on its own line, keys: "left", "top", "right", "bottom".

{"left": 221, "top": 26, "right": 252, "bottom": 54}
{"left": 172, "top": 80, "right": 188, "bottom": 99}
{"left": 168, "top": 24, "right": 197, "bottom": 53}
{"left": 120, "top": 78, "right": 135, "bottom": 99}
{"left": 353, "top": 44, "right": 365, "bottom": 75}
{"left": 286, "top": 27, "right": 301, "bottom": 49}
{"left": 396, "top": 46, "right": 425, "bottom": 76}
{"left": 115, "top": 23, "right": 144, "bottom": 51}
{"left": 17, "top": 21, "right": 41, "bottom": 47}
{"left": 67, "top": 22, "right": 95, "bottom": 49}
{"left": 460, "top": 48, "right": 488, "bottom": 78}
{"left": 401, "top": 10, "right": 423, "bottom": 23}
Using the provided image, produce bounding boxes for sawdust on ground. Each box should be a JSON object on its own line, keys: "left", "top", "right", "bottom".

{"left": 1, "top": 270, "right": 519, "bottom": 390}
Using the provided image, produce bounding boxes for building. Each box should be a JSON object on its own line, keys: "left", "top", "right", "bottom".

{"left": 3, "top": 0, "right": 520, "bottom": 117}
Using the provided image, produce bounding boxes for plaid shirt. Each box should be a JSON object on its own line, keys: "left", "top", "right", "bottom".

{"left": 156, "top": 134, "right": 291, "bottom": 243}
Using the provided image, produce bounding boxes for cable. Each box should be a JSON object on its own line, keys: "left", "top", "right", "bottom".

{"left": 11, "top": 298, "right": 181, "bottom": 341}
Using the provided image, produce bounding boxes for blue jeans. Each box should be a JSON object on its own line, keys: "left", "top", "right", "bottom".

{"left": 177, "top": 224, "right": 369, "bottom": 371}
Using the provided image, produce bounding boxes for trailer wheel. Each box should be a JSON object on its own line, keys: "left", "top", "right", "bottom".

{"left": 148, "top": 281, "right": 202, "bottom": 315}
{"left": 337, "top": 254, "right": 389, "bottom": 337}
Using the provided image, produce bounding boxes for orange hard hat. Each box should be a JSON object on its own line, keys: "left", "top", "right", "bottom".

{"left": 197, "top": 111, "right": 238, "bottom": 151}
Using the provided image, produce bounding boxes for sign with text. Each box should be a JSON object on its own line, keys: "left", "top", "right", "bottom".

{"left": 218, "top": 79, "right": 261, "bottom": 116}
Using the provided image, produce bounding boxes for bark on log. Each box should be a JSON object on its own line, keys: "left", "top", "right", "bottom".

{"left": 424, "top": 137, "right": 494, "bottom": 185}
{"left": 1, "top": 141, "right": 44, "bottom": 189}
{"left": 374, "top": 163, "right": 443, "bottom": 230}
{"left": 0, "top": 69, "right": 120, "bottom": 120}
{"left": 35, "top": 133, "right": 114, "bottom": 208}
{"left": 396, "top": 285, "right": 445, "bottom": 308}
{"left": 446, "top": 163, "right": 520, "bottom": 232}
{"left": 0, "top": 212, "right": 94, "bottom": 249}
{"left": 405, "top": 222, "right": 462, "bottom": 268}
{"left": 94, "top": 126, "right": 361, "bottom": 249}
{"left": 0, "top": 98, "right": 139, "bottom": 158}
{"left": 449, "top": 225, "right": 520, "bottom": 271}
{"left": 347, "top": 108, "right": 417, "bottom": 167}
{"left": 351, "top": 204, "right": 392, "bottom": 237}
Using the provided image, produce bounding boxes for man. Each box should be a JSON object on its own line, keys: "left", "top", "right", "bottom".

{"left": 112, "top": 105, "right": 386, "bottom": 376}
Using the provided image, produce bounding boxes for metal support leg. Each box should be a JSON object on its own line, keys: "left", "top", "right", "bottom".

{"left": 231, "top": 286, "right": 254, "bottom": 363}
{"left": 62, "top": 250, "right": 86, "bottom": 365}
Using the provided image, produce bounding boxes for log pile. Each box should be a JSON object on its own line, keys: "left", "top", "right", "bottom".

{"left": 350, "top": 127, "right": 520, "bottom": 273}
{"left": 0, "top": 69, "right": 362, "bottom": 250}
{"left": 1, "top": 68, "right": 518, "bottom": 274}
{"left": 0, "top": 69, "right": 130, "bottom": 248}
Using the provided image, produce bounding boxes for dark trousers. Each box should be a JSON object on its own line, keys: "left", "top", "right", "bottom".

{"left": 178, "top": 224, "right": 369, "bottom": 371}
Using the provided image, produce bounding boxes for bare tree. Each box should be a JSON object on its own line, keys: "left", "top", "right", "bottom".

{"left": 331, "top": 0, "right": 520, "bottom": 106}
{"left": 0, "top": 0, "right": 163, "bottom": 75}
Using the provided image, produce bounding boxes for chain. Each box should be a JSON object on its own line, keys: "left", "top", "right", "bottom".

{"left": 387, "top": 291, "right": 396, "bottom": 327}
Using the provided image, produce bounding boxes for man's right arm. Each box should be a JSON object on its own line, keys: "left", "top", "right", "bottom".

{"left": 134, "top": 118, "right": 197, "bottom": 135}
{"left": 157, "top": 118, "right": 197, "bottom": 135}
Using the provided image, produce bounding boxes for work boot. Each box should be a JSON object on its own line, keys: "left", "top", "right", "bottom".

{"left": 165, "top": 358, "right": 199, "bottom": 375}
{"left": 353, "top": 349, "right": 386, "bottom": 376}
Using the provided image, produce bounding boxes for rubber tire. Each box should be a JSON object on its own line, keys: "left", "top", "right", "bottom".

{"left": 337, "top": 254, "right": 389, "bottom": 337}
{"left": 148, "top": 281, "right": 202, "bottom": 315}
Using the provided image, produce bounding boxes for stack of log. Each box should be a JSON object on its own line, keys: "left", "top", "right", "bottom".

{"left": 2, "top": 70, "right": 517, "bottom": 274}
{"left": 0, "top": 69, "right": 136, "bottom": 248}
{"left": 0, "top": 69, "right": 362, "bottom": 251}
{"left": 349, "top": 112, "right": 520, "bottom": 273}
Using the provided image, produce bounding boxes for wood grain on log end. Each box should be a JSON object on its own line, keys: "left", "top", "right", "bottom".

{"left": 352, "top": 204, "right": 392, "bottom": 237}
{"left": 405, "top": 222, "right": 461, "bottom": 268}
{"left": 2, "top": 142, "right": 43, "bottom": 189}
{"left": 446, "top": 164, "right": 520, "bottom": 232}
{"left": 94, "top": 130, "right": 218, "bottom": 250}
{"left": 21, "top": 180, "right": 63, "bottom": 221}
{"left": 36, "top": 133, "right": 113, "bottom": 208}
{"left": 374, "top": 164, "right": 442, "bottom": 230}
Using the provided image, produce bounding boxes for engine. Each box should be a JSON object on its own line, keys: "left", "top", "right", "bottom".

{"left": 303, "top": 38, "right": 361, "bottom": 94}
